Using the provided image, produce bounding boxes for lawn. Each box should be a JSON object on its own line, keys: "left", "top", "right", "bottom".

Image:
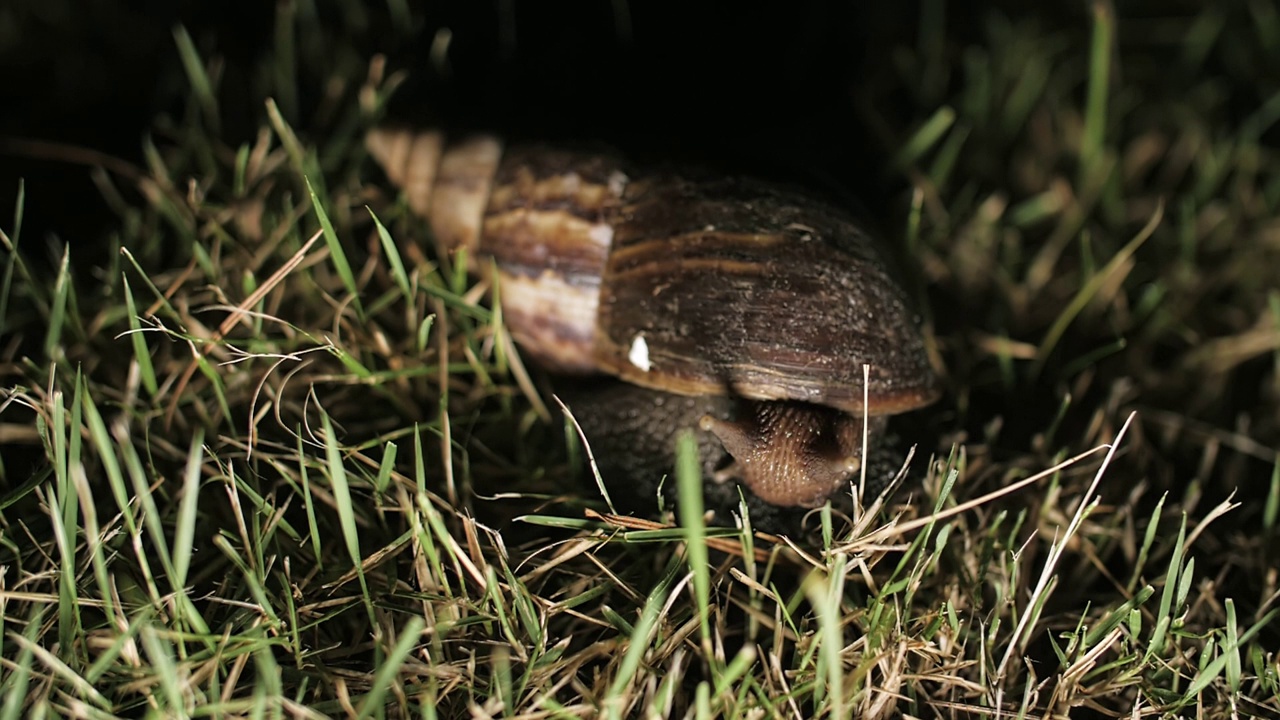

{"left": 1, "top": 1, "right": 1278, "bottom": 717}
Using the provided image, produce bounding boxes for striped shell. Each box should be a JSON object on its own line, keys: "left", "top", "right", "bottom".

{"left": 367, "top": 127, "right": 939, "bottom": 417}
{"left": 367, "top": 126, "right": 939, "bottom": 508}
{"left": 597, "top": 172, "right": 937, "bottom": 415}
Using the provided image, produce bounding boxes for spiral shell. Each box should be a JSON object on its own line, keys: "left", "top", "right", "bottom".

{"left": 367, "top": 125, "right": 939, "bottom": 508}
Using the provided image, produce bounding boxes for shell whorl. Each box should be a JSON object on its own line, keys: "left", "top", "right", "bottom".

{"left": 368, "top": 125, "right": 939, "bottom": 412}
{"left": 368, "top": 127, "right": 631, "bottom": 373}
{"left": 368, "top": 125, "right": 940, "bottom": 508}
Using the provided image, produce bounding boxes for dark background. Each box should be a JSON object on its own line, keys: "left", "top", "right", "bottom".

{"left": 0, "top": 0, "right": 1008, "bottom": 254}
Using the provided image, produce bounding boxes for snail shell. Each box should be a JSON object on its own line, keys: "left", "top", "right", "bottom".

{"left": 368, "top": 126, "right": 939, "bottom": 508}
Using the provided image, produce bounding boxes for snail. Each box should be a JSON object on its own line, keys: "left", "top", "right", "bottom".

{"left": 366, "top": 126, "right": 940, "bottom": 510}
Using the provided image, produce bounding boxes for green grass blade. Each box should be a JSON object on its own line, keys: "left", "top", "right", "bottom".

{"left": 675, "top": 430, "right": 711, "bottom": 651}
{"left": 370, "top": 208, "right": 412, "bottom": 304}
{"left": 172, "top": 428, "right": 205, "bottom": 590}
{"left": 43, "top": 244, "right": 71, "bottom": 361}
{"left": 122, "top": 275, "right": 159, "bottom": 396}
{"left": 321, "top": 411, "right": 377, "bottom": 628}
{"left": 357, "top": 617, "right": 426, "bottom": 719}
{"left": 139, "top": 625, "right": 188, "bottom": 716}
{"left": 1079, "top": 0, "right": 1113, "bottom": 185}
{"left": 893, "top": 106, "right": 956, "bottom": 169}
{"left": 0, "top": 608, "right": 43, "bottom": 720}
{"left": 172, "top": 25, "right": 220, "bottom": 133}
{"left": 604, "top": 560, "right": 678, "bottom": 720}
{"left": 308, "top": 177, "right": 363, "bottom": 319}
{"left": 1033, "top": 202, "right": 1161, "bottom": 374}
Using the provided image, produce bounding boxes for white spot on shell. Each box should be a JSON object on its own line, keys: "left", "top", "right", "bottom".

{"left": 628, "top": 334, "right": 650, "bottom": 372}
{"left": 607, "top": 171, "right": 628, "bottom": 196}
{"left": 588, "top": 222, "right": 614, "bottom": 248}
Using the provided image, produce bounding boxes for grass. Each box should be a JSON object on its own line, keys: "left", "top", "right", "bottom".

{"left": 2, "top": 0, "right": 1280, "bottom": 717}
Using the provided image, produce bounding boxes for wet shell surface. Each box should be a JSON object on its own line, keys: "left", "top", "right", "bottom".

{"left": 367, "top": 125, "right": 940, "bottom": 510}
{"left": 597, "top": 172, "right": 938, "bottom": 415}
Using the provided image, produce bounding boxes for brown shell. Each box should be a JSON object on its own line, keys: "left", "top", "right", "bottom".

{"left": 369, "top": 126, "right": 939, "bottom": 415}
{"left": 594, "top": 173, "right": 939, "bottom": 415}
{"left": 478, "top": 146, "right": 630, "bottom": 373}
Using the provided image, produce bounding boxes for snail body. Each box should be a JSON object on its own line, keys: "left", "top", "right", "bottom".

{"left": 368, "top": 127, "right": 939, "bottom": 509}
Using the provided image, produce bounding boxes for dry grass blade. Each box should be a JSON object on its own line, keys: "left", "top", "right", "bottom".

{"left": 994, "top": 411, "right": 1135, "bottom": 705}
{"left": 1, "top": 2, "right": 1277, "bottom": 717}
